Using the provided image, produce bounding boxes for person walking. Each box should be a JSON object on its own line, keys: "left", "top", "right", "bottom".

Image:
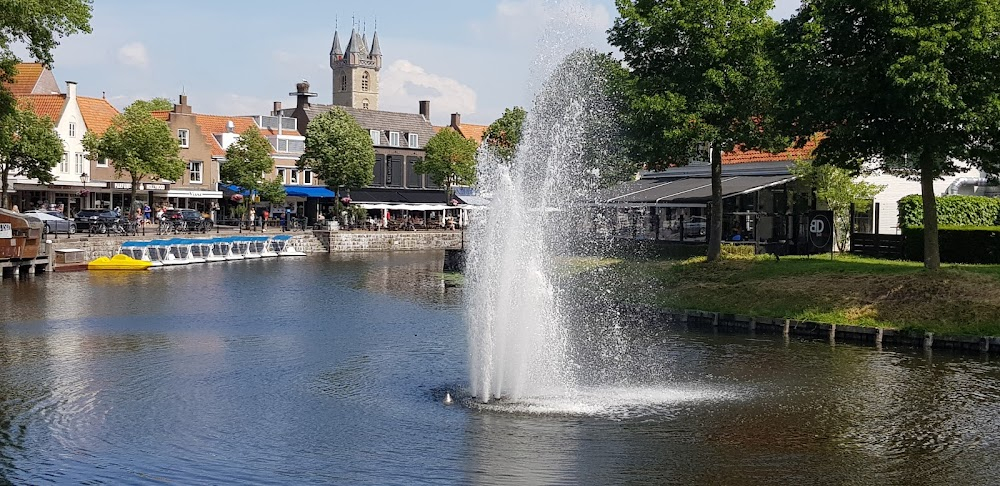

{"left": 143, "top": 204, "right": 151, "bottom": 222}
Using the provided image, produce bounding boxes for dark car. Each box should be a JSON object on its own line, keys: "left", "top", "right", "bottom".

{"left": 163, "top": 209, "right": 213, "bottom": 232}
{"left": 23, "top": 210, "right": 77, "bottom": 235}
{"left": 73, "top": 209, "right": 119, "bottom": 232}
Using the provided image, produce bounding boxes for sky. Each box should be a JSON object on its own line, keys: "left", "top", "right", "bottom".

{"left": 24, "top": 0, "right": 803, "bottom": 127}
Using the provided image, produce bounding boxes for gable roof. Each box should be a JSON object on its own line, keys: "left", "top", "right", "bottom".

{"left": 77, "top": 96, "right": 119, "bottom": 135}
{"left": 301, "top": 104, "right": 435, "bottom": 149}
{"left": 4, "top": 63, "right": 59, "bottom": 96}
{"left": 195, "top": 114, "right": 260, "bottom": 157}
{"left": 17, "top": 94, "right": 66, "bottom": 124}
{"left": 723, "top": 137, "right": 819, "bottom": 165}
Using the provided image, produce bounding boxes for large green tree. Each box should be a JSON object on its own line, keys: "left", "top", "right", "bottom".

{"left": 0, "top": 0, "right": 92, "bottom": 116}
{"left": 221, "top": 128, "right": 283, "bottom": 215}
{"left": 299, "top": 108, "right": 374, "bottom": 191}
{"left": 483, "top": 106, "right": 526, "bottom": 163}
{"left": 416, "top": 127, "right": 478, "bottom": 197}
{"left": 0, "top": 104, "right": 62, "bottom": 208}
{"left": 82, "top": 102, "right": 185, "bottom": 212}
{"left": 777, "top": 0, "right": 1000, "bottom": 270}
{"left": 790, "top": 159, "right": 885, "bottom": 252}
{"left": 609, "top": 0, "right": 787, "bottom": 261}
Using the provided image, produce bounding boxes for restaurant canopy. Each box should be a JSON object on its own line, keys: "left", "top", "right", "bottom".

{"left": 283, "top": 185, "right": 336, "bottom": 198}
{"left": 599, "top": 174, "right": 796, "bottom": 208}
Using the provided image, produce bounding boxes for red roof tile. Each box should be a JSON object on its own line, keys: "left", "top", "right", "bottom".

{"left": 4, "top": 63, "right": 44, "bottom": 96}
{"left": 193, "top": 114, "right": 260, "bottom": 157}
{"left": 722, "top": 137, "right": 820, "bottom": 165}
{"left": 77, "top": 96, "right": 120, "bottom": 135}
{"left": 457, "top": 123, "right": 488, "bottom": 144}
{"left": 16, "top": 94, "right": 66, "bottom": 124}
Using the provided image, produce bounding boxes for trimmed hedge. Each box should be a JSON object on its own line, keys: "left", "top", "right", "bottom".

{"left": 902, "top": 226, "right": 1000, "bottom": 264}
{"left": 898, "top": 194, "right": 1000, "bottom": 228}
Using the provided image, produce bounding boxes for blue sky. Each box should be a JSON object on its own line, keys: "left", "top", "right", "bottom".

{"left": 31, "top": 0, "right": 802, "bottom": 127}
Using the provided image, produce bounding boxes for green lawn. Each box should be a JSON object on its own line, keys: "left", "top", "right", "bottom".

{"left": 571, "top": 254, "right": 1000, "bottom": 337}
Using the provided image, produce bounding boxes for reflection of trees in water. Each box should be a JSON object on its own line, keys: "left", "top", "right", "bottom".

{"left": 329, "top": 252, "right": 460, "bottom": 307}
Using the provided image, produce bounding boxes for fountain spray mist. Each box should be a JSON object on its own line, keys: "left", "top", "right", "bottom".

{"left": 466, "top": 39, "right": 632, "bottom": 402}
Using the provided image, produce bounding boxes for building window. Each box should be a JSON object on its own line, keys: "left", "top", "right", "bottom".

{"left": 277, "top": 168, "right": 285, "bottom": 183}
{"left": 189, "top": 161, "right": 202, "bottom": 183}
{"left": 68, "top": 122, "right": 76, "bottom": 138}
{"left": 369, "top": 129, "right": 380, "bottom": 146}
{"left": 304, "top": 171, "right": 312, "bottom": 184}
{"left": 408, "top": 133, "right": 418, "bottom": 148}
{"left": 60, "top": 152, "right": 68, "bottom": 173}
{"left": 74, "top": 153, "right": 85, "bottom": 175}
{"left": 291, "top": 170, "right": 298, "bottom": 184}
{"left": 341, "top": 75, "right": 348, "bottom": 91}
{"left": 362, "top": 71, "right": 370, "bottom": 91}
{"left": 96, "top": 157, "right": 108, "bottom": 168}
{"left": 178, "top": 129, "right": 189, "bottom": 148}
{"left": 389, "top": 131, "right": 400, "bottom": 147}
{"left": 362, "top": 99, "right": 369, "bottom": 110}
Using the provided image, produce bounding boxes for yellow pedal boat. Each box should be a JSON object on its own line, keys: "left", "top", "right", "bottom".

{"left": 88, "top": 254, "right": 153, "bottom": 271}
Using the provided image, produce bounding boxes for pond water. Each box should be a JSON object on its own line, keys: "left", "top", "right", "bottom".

{"left": 2, "top": 252, "right": 999, "bottom": 484}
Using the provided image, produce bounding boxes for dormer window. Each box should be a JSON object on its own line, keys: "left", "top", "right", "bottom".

{"left": 408, "top": 133, "right": 418, "bottom": 148}
{"left": 178, "top": 129, "right": 189, "bottom": 148}
{"left": 389, "top": 131, "right": 400, "bottom": 147}
{"left": 369, "top": 129, "right": 380, "bottom": 146}
{"left": 361, "top": 71, "right": 370, "bottom": 91}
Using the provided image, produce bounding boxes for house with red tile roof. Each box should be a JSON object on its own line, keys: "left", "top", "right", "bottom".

{"left": 435, "top": 113, "right": 488, "bottom": 144}
{"left": 10, "top": 76, "right": 122, "bottom": 215}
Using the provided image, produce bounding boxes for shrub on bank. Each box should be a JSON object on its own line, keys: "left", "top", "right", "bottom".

{"left": 902, "top": 225, "right": 1000, "bottom": 264}
{"left": 897, "top": 194, "right": 1000, "bottom": 228}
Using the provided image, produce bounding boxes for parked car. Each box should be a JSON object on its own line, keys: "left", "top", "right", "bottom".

{"left": 73, "top": 209, "right": 119, "bottom": 232}
{"left": 683, "top": 216, "right": 707, "bottom": 238}
{"left": 163, "top": 209, "right": 213, "bottom": 232}
{"left": 23, "top": 210, "right": 77, "bottom": 234}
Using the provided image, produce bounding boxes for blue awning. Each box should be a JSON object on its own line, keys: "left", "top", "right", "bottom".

{"left": 219, "top": 183, "right": 255, "bottom": 196}
{"left": 284, "top": 185, "right": 337, "bottom": 198}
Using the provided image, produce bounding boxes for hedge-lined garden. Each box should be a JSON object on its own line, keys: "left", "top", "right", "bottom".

{"left": 896, "top": 195, "right": 1000, "bottom": 263}
{"left": 897, "top": 194, "right": 1000, "bottom": 227}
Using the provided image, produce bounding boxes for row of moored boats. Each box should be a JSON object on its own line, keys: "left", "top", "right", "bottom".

{"left": 118, "top": 235, "right": 306, "bottom": 267}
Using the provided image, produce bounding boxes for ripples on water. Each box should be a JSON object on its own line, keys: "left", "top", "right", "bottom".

{"left": 2, "top": 253, "right": 1000, "bottom": 484}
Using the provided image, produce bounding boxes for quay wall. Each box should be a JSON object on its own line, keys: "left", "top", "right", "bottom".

{"left": 49, "top": 232, "right": 326, "bottom": 262}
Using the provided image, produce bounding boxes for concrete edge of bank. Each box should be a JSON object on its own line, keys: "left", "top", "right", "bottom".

{"left": 645, "top": 307, "right": 998, "bottom": 355}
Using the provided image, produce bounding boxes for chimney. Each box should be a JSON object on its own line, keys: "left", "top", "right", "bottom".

{"left": 419, "top": 100, "right": 431, "bottom": 121}
{"left": 66, "top": 81, "right": 77, "bottom": 100}
{"left": 174, "top": 94, "right": 191, "bottom": 114}
{"left": 272, "top": 101, "right": 282, "bottom": 116}
{"left": 290, "top": 80, "right": 316, "bottom": 110}
{"left": 450, "top": 113, "right": 461, "bottom": 130}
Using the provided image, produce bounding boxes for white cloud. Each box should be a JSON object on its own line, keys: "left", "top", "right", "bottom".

{"left": 117, "top": 42, "right": 149, "bottom": 69}
{"left": 204, "top": 93, "right": 272, "bottom": 116}
{"left": 380, "top": 60, "right": 477, "bottom": 125}
{"left": 473, "top": 0, "right": 612, "bottom": 47}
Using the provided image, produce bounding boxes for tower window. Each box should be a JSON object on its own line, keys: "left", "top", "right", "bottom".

{"left": 362, "top": 71, "right": 370, "bottom": 91}
{"left": 341, "top": 75, "right": 348, "bottom": 92}
{"left": 362, "top": 99, "right": 370, "bottom": 110}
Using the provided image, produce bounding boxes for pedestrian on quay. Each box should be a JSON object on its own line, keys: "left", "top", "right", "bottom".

{"left": 143, "top": 204, "right": 151, "bottom": 222}
{"left": 262, "top": 209, "right": 269, "bottom": 232}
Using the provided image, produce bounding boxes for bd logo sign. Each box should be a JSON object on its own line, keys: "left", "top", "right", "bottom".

{"left": 806, "top": 211, "right": 834, "bottom": 252}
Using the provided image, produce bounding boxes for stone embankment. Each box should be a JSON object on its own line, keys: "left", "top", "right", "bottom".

{"left": 652, "top": 308, "right": 1000, "bottom": 356}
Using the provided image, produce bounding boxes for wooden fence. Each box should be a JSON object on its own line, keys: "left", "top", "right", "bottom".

{"left": 850, "top": 233, "right": 906, "bottom": 259}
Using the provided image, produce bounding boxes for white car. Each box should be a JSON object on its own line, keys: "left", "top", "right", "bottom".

{"left": 23, "top": 210, "right": 78, "bottom": 235}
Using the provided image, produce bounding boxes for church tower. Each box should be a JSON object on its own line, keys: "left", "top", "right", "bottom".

{"left": 331, "top": 28, "right": 382, "bottom": 110}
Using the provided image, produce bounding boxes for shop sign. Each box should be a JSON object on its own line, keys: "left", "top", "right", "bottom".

{"left": 0, "top": 223, "right": 11, "bottom": 239}
{"left": 109, "top": 182, "right": 132, "bottom": 190}
{"left": 143, "top": 183, "right": 167, "bottom": 190}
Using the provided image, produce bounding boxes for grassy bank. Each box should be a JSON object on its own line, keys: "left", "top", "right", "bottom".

{"left": 578, "top": 254, "right": 1000, "bottom": 337}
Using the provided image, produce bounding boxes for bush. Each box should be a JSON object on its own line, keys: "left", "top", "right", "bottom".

{"left": 898, "top": 194, "right": 1000, "bottom": 228}
{"left": 902, "top": 226, "right": 1000, "bottom": 264}
{"left": 721, "top": 243, "right": 757, "bottom": 260}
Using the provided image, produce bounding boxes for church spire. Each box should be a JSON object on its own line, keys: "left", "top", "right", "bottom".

{"left": 330, "top": 31, "right": 343, "bottom": 67}
{"left": 370, "top": 31, "right": 382, "bottom": 57}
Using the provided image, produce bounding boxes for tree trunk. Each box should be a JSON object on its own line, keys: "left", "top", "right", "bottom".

{"left": 706, "top": 145, "right": 723, "bottom": 262}
{"left": 1, "top": 167, "right": 9, "bottom": 209}
{"left": 920, "top": 160, "right": 941, "bottom": 270}
{"left": 131, "top": 174, "right": 140, "bottom": 217}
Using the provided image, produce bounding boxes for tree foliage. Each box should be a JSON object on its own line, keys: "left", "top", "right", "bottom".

{"left": 0, "top": 0, "right": 93, "bottom": 116}
{"left": 222, "top": 128, "right": 276, "bottom": 196}
{"left": 791, "top": 159, "right": 885, "bottom": 252}
{"left": 82, "top": 102, "right": 184, "bottom": 210}
{"left": 130, "top": 97, "right": 174, "bottom": 113}
{"left": 416, "top": 127, "right": 477, "bottom": 195}
{"left": 299, "top": 108, "right": 374, "bottom": 190}
{"left": 777, "top": 0, "right": 1000, "bottom": 269}
{"left": 609, "top": 0, "right": 786, "bottom": 261}
{"left": 483, "top": 106, "right": 526, "bottom": 163}
{"left": 0, "top": 104, "right": 62, "bottom": 208}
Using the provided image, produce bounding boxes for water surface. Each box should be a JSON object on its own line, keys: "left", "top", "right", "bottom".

{"left": 1, "top": 253, "right": 999, "bottom": 484}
